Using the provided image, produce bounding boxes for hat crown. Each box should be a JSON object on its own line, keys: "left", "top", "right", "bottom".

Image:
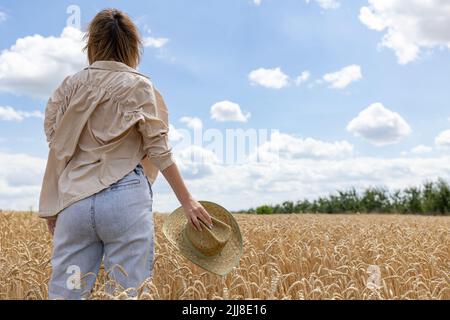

{"left": 184, "top": 216, "right": 232, "bottom": 257}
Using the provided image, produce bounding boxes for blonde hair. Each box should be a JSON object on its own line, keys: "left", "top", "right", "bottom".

{"left": 83, "top": 8, "right": 143, "bottom": 69}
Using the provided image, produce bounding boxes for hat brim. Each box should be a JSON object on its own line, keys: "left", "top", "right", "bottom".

{"left": 162, "top": 201, "right": 243, "bottom": 276}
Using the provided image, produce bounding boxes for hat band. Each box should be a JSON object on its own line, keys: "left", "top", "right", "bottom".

{"left": 182, "top": 227, "right": 226, "bottom": 257}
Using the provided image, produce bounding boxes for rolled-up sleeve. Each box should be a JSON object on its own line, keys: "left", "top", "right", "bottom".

{"left": 137, "top": 86, "right": 175, "bottom": 172}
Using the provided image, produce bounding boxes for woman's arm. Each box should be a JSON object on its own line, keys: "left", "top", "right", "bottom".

{"left": 44, "top": 75, "right": 71, "bottom": 149}
{"left": 43, "top": 77, "right": 73, "bottom": 236}
{"left": 161, "top": 163, "right": 213, "bottom": 231}
{"left": 138, "top": 86, "right": 212, "bottom": 231}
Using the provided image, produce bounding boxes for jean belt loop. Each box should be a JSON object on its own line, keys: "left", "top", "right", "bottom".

{"left": 134, "top": 163, "right": 143, "bottom": 175}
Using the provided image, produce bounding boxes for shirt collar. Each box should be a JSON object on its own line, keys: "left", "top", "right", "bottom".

{"left": 86, "top": 60, "right": 149, "bottom": 79}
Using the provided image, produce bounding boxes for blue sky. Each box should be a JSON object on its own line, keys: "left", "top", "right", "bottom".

{"left": 1, "top": 0, "right": 450, "bottom": 212}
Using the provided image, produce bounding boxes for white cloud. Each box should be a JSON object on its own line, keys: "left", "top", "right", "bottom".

{"left": 5, "top": 146, "right": 450, "bottom": 213}
{"left": 254, "top": 131, "right": 354, "bottom": 160}
{"left": 175, "top": 145, "right": 219, "bottom": 179}
{"left": 180, "top": 116, "right": 203, "bottom": 130}
{"left": 359, "top": 0, "right": 450, "bottom": 64}
{"left": 248, "top": 68, "right": 313, "bottom": 89}
{"left": 410, "top": 145, "right": 433, "bottom": 155}
{"left": 155, "top": 152, "right": 450, "bottom": 212}
{"left": 143, "top": 37, "right": 169, "bottom": 48}
{"left": 0, "top": 26, "right": 86, "bottom": 99}
{"left": 0, "top": 106, "right": 44, "bottom": 122}
{"left": 323, "top": 65, "right": 362, "bottom": 89}
{"left": 169, "top": 124, "right": 184, "bottom": 142}
{"left": 0, "top": 11, "right": 7, "bottom": 23}
{"left": 142, "top": 26, "right": 170, "bottom": 49}
{"left": 435, "top": 130, "right": 450, "bottom": 149}
{"left": 248, "top": 67, "right": 290, "bottom": 89}
{"left": 296, "top": 71, "right": 311, "bottom": 85}
{"left": 0, "top": 152, "right": 46, "bottom": 212}
{"left": 347, "top": 103, "right": 412, "bottom": 146}
{"left": 210, "top": 101, "right": 251, "bottom": 123}
{"left": 305, "top": 0, "right": 341, "bottom": 10}
{"left": 253, "top": 0, "right": 262, "bottom": 6}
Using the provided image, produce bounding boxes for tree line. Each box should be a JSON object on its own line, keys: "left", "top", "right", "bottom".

{"left": 242, "top": 178, "right": 450, "bottom": 215}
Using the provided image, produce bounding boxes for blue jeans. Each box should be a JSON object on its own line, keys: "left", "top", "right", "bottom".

{"left": 48, "top": 163, "right": 154, "bottom": 299}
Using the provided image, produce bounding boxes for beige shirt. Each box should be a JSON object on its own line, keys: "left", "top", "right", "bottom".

{"left": 38, "top": 60, "right": 175, "bottom": 218}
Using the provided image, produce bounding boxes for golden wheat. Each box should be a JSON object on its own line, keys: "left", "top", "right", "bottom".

{"left": 0, "top": 212, "right": 448, "bottom": 300}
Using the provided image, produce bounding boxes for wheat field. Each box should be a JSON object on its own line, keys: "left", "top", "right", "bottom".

{"left": 0, "top": 212, "right": 448, "bottom": 300}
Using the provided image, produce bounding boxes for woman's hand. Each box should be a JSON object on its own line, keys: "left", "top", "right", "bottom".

{"left": 182, "top": 197, "right": 213, "bottom": 232}
{"left": 45, "top": 216, "right": 58, "bottom": 236}
{"left": 161, "top": 163, "right": 213, "bottom": 232}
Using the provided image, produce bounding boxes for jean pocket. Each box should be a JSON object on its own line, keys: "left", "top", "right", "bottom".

{"left": 109, "top": 178, "right": 141, "bottom": 191}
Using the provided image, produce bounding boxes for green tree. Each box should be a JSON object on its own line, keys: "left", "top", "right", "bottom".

{"left": 282, "top": 201, "right": 294, "bottom": 214}
{"left": 360, "top": 187, "right": 390, "bottom": 213}
{"left": 403, "top": 186, "right": 423, "bottom": 214}
{"left": 435, "top": 178, "right": 450, "bottom": 214}
{"left": 256, "top": 205, "right": 273, "bottom": 215}
{"left": 422, "top": 181, "right": 436, "bottom": 213}
{"left": 294, "top": 200, "right": 311, "bottom": 213}
{"left": 242, "top": 178, "right": 450, "bottom": 215}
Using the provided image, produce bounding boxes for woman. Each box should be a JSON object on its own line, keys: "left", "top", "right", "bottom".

{"left": 38, "top": 8, "right": 213, "bottom": 299}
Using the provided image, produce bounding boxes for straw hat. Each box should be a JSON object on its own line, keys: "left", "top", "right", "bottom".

{"left": 162, "top": 201, "right": 243, "bottom": 276}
